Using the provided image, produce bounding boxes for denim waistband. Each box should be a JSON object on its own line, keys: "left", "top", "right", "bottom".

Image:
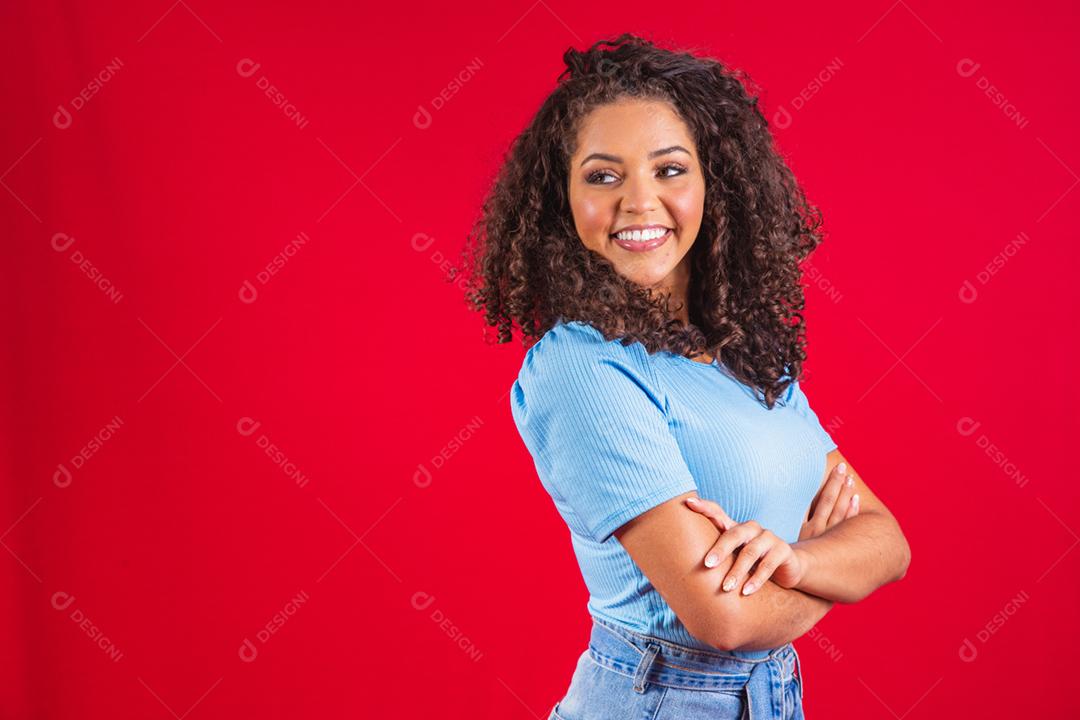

{"left": 587, "top": 615, "right": 803, "bottom": 717}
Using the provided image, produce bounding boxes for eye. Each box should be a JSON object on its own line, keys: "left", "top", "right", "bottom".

{"left": 658, "top": 162, "right": 688, "bottom": 177}
{"left": 586, "top": 169, "right": 617, "bottom": 185}
{"left": 584, "top": 163, "right": 689, "bottom": 185}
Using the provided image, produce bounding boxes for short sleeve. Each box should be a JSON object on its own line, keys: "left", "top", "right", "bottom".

{"left": 784, "top": 379, "right": 838, "bottom": 453}
{"left": 509, "top": 323, "right": 699, "bottom": 544}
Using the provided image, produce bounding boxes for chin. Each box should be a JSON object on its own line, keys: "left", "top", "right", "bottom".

{"left": 621, "top": 268, "right": 672, "bottom": 289}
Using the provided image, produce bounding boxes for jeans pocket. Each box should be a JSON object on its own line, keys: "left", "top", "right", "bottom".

{"left": 555, "top": 655, "right": 667, "bottom": 720}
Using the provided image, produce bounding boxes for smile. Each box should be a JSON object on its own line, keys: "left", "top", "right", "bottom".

{"left": 610, "top": 227, "right": 672, "bottom": 252}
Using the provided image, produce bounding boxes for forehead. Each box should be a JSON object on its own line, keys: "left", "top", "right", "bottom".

{"left": 573, "top": 99, "right": 696, "bottom": 158}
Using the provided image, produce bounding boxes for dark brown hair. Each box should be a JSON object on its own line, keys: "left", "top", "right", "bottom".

{"left": 460, "top": 32, "right": 826, "bottom": 408}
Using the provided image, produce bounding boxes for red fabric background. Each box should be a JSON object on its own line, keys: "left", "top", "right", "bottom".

{"left": 3, "top": 1, "right": 1077, "bottom": 717}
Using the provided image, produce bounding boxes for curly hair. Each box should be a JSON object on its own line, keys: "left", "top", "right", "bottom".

{"left": 460, "top": 32, "right": 826, "bottom": 408}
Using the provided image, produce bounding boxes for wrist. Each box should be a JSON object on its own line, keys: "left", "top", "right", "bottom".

{"left": 792, "top": 542, "right": 816, "bottom": 591}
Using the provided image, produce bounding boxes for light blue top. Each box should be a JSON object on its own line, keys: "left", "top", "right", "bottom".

{"left": 509, "top": 319, "right": 837, "bottom": 659}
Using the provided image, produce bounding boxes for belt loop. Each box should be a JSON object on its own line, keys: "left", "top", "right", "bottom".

{"left": 632, "top": 642, "right": 661, "bottom": 694}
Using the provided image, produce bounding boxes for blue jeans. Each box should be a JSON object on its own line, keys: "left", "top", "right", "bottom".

{"left": 549, "top": 615, "right": 805, "bottom": 720}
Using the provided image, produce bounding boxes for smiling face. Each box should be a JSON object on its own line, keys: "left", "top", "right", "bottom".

{"left": 567, "top": 97, "right": 706, "bottom": 319}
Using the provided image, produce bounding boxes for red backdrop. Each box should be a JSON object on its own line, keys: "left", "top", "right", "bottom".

{"left": 3, "top": 1, "right": 1078, "bottom": 717}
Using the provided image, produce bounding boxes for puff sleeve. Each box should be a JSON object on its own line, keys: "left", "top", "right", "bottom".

{"left": 509, "top": 323, "right": 699, "bottom": 544}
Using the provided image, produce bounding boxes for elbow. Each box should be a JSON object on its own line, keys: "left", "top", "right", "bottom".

{"left": 895, "top": 537, "right": 912, "bottom": 582}
{"left": 704, "top": 629, "right": 742, "bottom": 653}
{"left": 707, "top": 627, "right": 741, "bottom": 653}
{"left": 687, "top": 606, "right": 745, "bottom": 653}
{"left": 890, "top": 518, "right": 912, "bottom": 583}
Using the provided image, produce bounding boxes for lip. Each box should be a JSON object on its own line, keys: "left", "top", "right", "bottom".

{"left": 611, "top": 227, "right": 672, "bottom": 253}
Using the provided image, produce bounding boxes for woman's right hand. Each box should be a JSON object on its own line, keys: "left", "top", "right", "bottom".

{"left": 798, "top": 461, "right": 860, "bottom": 541}
{"left": 684, "top": 498, "right": 807, "bottom": 594}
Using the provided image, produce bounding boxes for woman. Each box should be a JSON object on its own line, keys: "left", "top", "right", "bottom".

{"left": 462, "top": 33, "right": 911, "bottom": 720}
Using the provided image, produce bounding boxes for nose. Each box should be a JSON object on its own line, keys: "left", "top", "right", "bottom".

{"left": 619, "top": 172, "right": 659, "bottom": 215}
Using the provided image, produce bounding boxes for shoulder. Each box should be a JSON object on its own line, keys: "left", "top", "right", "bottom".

{"left": 511, "top": 320, "right": 664, "bottom": 412}
{"left": 520, "top": 320, "right": 653, "bottom": 383}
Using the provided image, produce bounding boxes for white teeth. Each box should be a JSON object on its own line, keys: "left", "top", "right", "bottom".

{"left": 614, "top": 227, "right": 668, "bottom": 241}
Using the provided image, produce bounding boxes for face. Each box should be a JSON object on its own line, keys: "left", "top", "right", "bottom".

{"left": 568, "top": 97, "right": 706, "bottom": 306}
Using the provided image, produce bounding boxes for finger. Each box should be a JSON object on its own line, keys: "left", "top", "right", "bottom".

{"left": 807, "top": 460, "right": 846, "bottom": 517}
{"left": 742, "top": 544, "right": 790, "bottom": 595}
{"left": 808, "top": 462, "right": 848, "bottom": 536}
{"left": 721, "top": 531, "right": 774, "bottom": 593}
{"left": 685, "top": 496, "right": 736, "bottom": 531}
{"left": 845, "top": 493, "right": 860, "bottom": 519}
{"left": 825, "top": 474, "right": 857, "bottom": 527}
{"left": 704, "top": 521, "right": 761, "bottom": 569}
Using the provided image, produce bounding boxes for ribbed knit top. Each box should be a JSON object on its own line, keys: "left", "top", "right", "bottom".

{"left": 509, "top": 319, "right": 837, "bottom": 659}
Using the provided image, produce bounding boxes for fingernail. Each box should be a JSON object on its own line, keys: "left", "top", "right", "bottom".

{"left": 686, "top": 497, "right": 699, "bottom": 505}
{"left": 723, "top": 577, "right": 735, "bottom": 591}
{"left": 705, "top": 554, "right": 719, "bottom": 568}
{"left": 838, "top": 462, "right": 847, "bottom": 475}
{"left": 852, "top": 494, "right": 860, "bottom": 507}
{"left": 845, "top": 477, "right": 854, "bottom": 487}
{"left": 742, "top": 583, "right": 757, "bottom": 595}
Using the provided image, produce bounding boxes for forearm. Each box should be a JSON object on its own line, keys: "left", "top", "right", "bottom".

{"left": 722, "top": 580, "right": 835, "bottom": 652}
{"left": 793, "top": 511, "right": 911, "bottom": 603}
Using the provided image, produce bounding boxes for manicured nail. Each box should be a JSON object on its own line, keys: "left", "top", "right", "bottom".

{"left": 845, "top": 477, "right": 854, "bottom": 487}
{"left": 837, "top": 462, "right": 847, "bottom": 475}
{"left": 742, "top": 583, "right": 757, "bottom": 595}
{"left": 852, "top": 494, "right": 860, "bottom": 507}
{"left": 686, "top": 497, "right": 699, "bottom": 505}
{"left": 723, "top": 577, "right": 735, "bottom": 591}
{"left": 705, "top": 553, "right": 719, "bottom": 568}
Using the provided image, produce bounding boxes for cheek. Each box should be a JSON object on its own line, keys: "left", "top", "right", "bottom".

{"left": 670, "top": 185, "right": 705, "bottom": 230}
{"left": 571, "top": 197, "right": 611, "bottom": 241}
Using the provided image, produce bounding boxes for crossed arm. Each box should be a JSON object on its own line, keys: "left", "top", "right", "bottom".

{"left": 791, "top": 449, "right": 911, "bottom": 603}
{"left": 613, "top": 448, "right": 910, "bottom": 652}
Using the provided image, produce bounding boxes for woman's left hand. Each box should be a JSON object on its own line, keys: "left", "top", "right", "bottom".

{"left": 684, "top": 496, "right": 807, "bottom": 595}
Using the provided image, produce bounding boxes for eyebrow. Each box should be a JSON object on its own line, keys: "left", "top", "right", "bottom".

{"left": 579, "top": 145, "right": 692, "bottom": 167}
